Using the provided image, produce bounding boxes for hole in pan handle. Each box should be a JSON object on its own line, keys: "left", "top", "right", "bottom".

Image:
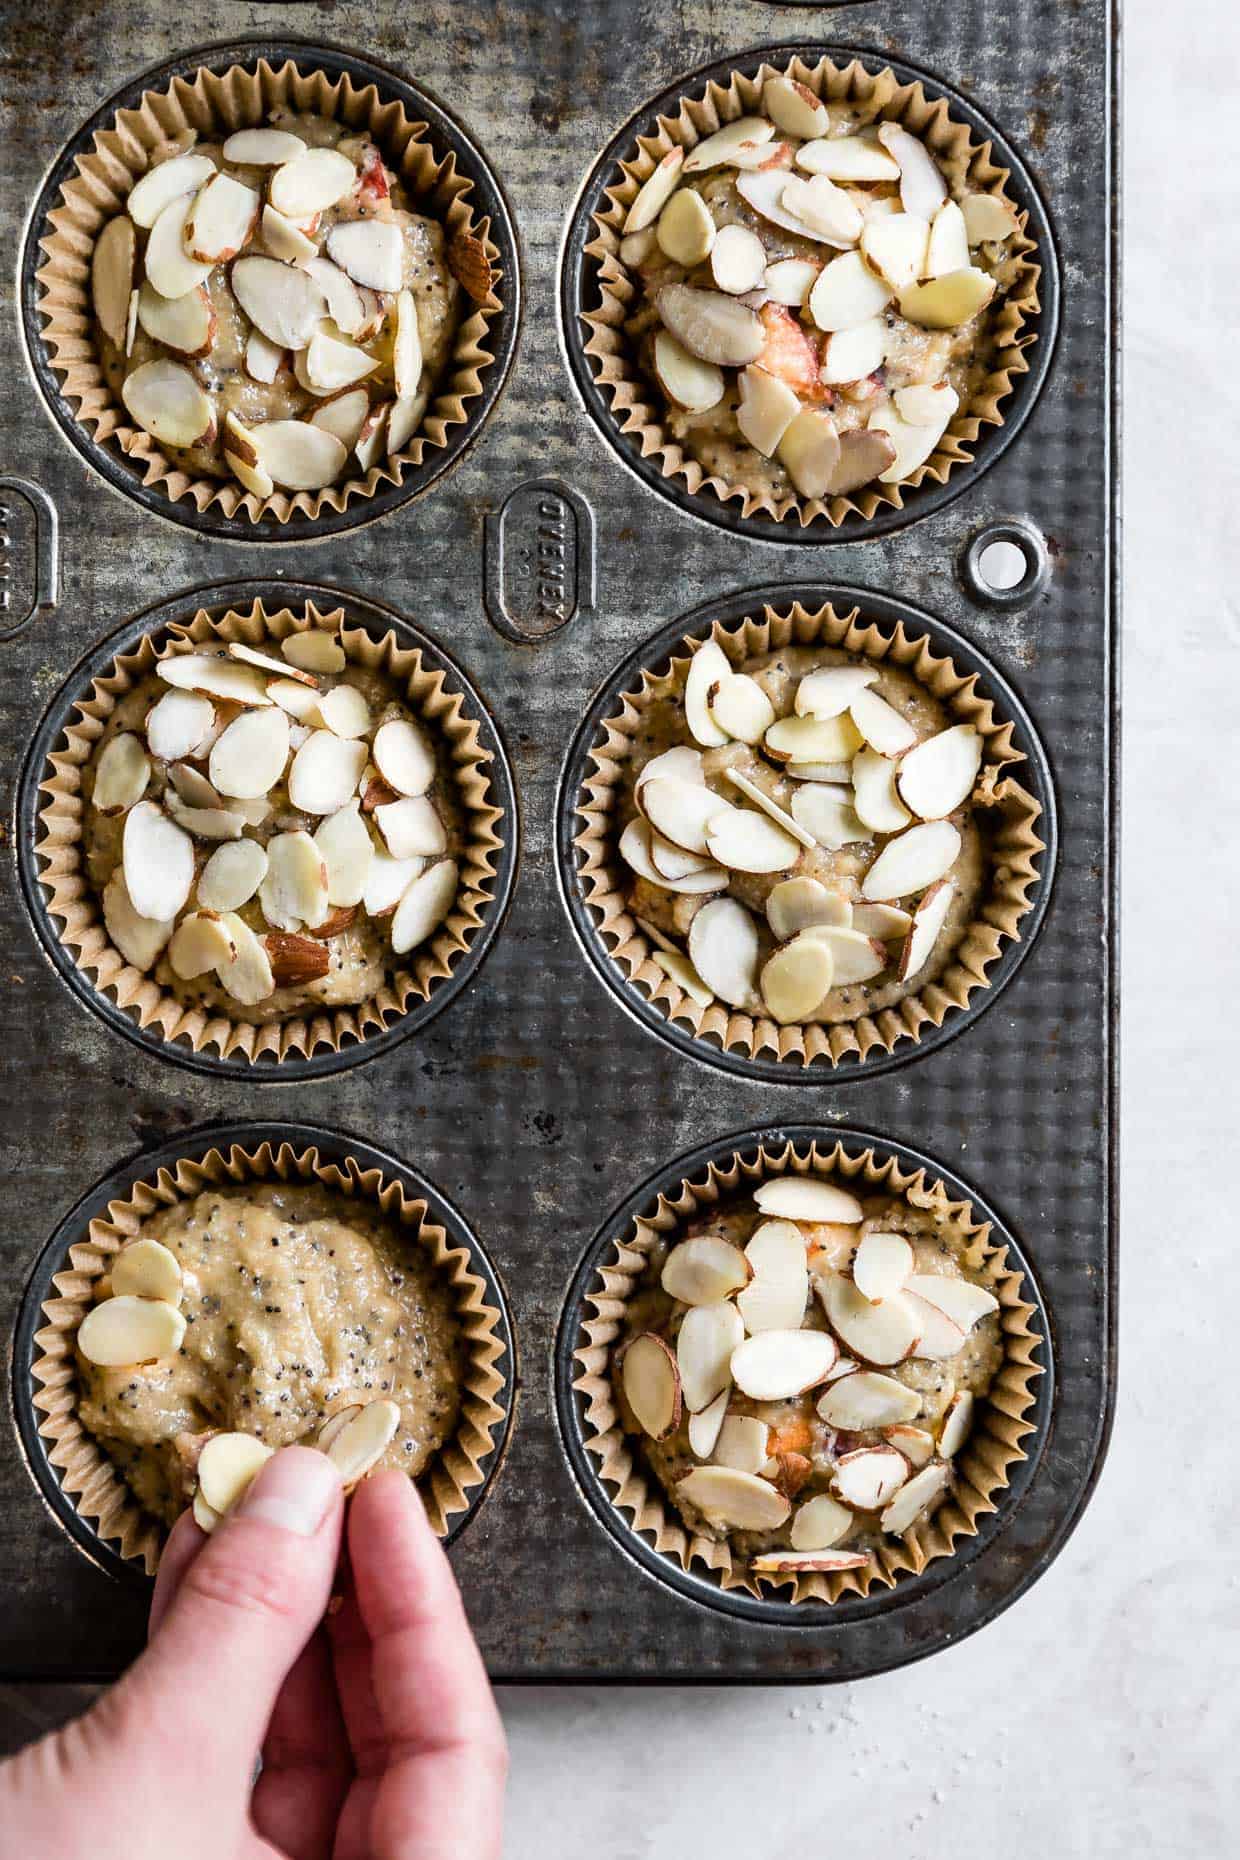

{"left": 0, "top": 477, "right": 59, "bottom": 642}
{"left": 958, "top": 516, "right": 1051, "bottom": 612}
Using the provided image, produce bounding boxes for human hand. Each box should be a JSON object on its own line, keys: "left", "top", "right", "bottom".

{"left": 0, "top": 1447, "right": 507, "bottom": 1860}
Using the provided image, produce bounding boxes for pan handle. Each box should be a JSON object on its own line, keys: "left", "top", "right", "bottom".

{"left": 0, "top": 476, "right": 59, "bottom": 641}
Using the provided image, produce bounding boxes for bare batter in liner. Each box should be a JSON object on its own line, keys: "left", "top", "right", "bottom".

{"left": 574, "top": 599, "right": 1044, "bottom": 1070}
{"left": 573, "top": 1138, "right": 1042, "bottom": 1603}
{"left": 35, "top": 600, "right": 505, "bottom": 1065}
{"left": 35, "top": 57, "right": 503, "bottom": 526}
{"left": 30, "top": 1140, "right": 509, "bottom": 1573}
{"left": 582, "top": 54, "right": 1040, "bottom": 529}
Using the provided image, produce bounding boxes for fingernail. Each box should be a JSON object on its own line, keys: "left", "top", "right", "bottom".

{"left": 237, "top": 1445, "right": 341, "bottom": 1537}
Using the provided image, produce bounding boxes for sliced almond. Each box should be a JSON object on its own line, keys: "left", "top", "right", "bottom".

{"left": 315, "top": 683, "right": 371, "bottom": 741}
{"left": 127, "top": 152, "right": 216, "bottom": 229}
{"left": 656, "top": 187, "right": 715, "bottom": 266}
{"left": 859, "top": 212, "right": 929, "bottom": 291}
{"left": 619, "top": 224, "right": 657, "bottom": 267}
{"left": 216, "top": 912, "right": 275, "bottom": 1004}
{"left": 962, "top": 192, "right": 1020, "bottom": 245}
{"left": 675, "top": 1300, "right": 745, "bottom": 1413}
{"left": 112, "top": 1237, "right": 182, "bottom": 1304}
{"left": 779, "top": 173, "right": 862, "bottom": 247}
{"left": 77, "top": 1294, "right": 186, "bottom": 1368}
{"left": 684, "top": 117, "right": 775, "bottom": 174}
{"left": 898, "top": 267, "right": 996, "bottom": 330}
{"left": 853, "top": 1231, "right": 914, "bottom": 1303}
{"left": 392, "top": 288, "right": 423, "bottom": 400}
{"left": 621, "top": 1333, "right": 683, "bottom": 1440}
{"left": 905, "top": 1273, "right": 999, "bottom": 1332}
{"left": 184, "top": 172, "right": 259, "bottom": 262}
{"left": 228, "top": 641, "right": 316, "bottom": 688}
{"left": 371, "top": 716, "right": 435, "bottom": 797}
{"left": 325, "top": 218, "right": 404, "bottom": 292}
{"left": 122, "top": 800, "right": 194, "bottom": 921}
{"left": 776, "top": 409, "right": 840, "bottom": 499}
{"left": 792, "top": 667, "right": 873, "bottom": 720}
{"left": 316, "top": 1404, "right": 363, "bottom": 1453}
{"left": 390, "top": 857, "right": 457, "bottom": 955}
{"left": 652, "top": 329, "right": 724, "bottom": 411}
{"left": 167, "top": 909, "right": 236, "bottom": 980}
{"left": 224, "top": 127, "right": 307, "bottom": 165}
{"left": 144, "top": 195, "right": 213, "bottom": 300}
{"left": 735, "top": 1271, "right": 809, "bottom": 1336}
{"left": 818, "top": 1368, "right": 921, "bottom": 1431}
{"left": 755, "top": 1178, "right": 862, "bottom": 1224}
{"left": 938, "top": 1391, "right": 974, "bottom": 1461}
{"left": 93, "top": 731, "right": 151, "bottom": 813}
{"left": 354, "top": 401, "right": 391, "bottom": 469}
{"left": 314, "top": 801, "right": 373, "bottom": 907}
{"left": 325, "top": 1398, "right": 401, "bottom": 1489}
{"left": 852, "top": 748, "right": 912, "bottom": 833}
{"left": 641, "top": 777, "right": 727, "bottom": 856}
{"left": 305, "top": 324, "right": 378, "bottom": 394}
{"left": 196, "top": 1431, "right": 275, "bottom": 1516}
{"left": 282, "top": 631, "right": 345, "bottom": 676}
{"left": 165, "top": 795, "right": 246, "bottom": 840}
{"left": 796, "top": 132, "right": 899, "bottom": 183}
{"left": 764, "top": 74, "right": 828, "bottom": 138}
{"left": 192, "top": 1489, "right": 223, "bottom": 1534}
{"left": 818, "top": 1273, "right": 919, "bottom": 1365}
{"left": 884, "top": 1423, "right": 935, "bottom": 1468}
{"left": 635, "top": 746, "right": 705, "bottom": 810}
{"left": 619, "top": 816, "right": 666, "bottom": 885}
{"left": 259, "top": 830, "right": 329, "bottom": 931}
{"left": 269, "top": 146, "right": 355, "bottom": 218}
{"left": 684, "top": 639, "right": 732, "bottom": 748}
{"left": 676, "top": 1465, "right": 790, "bottom": 1532}
{"left": 262, "top": 203, "right": 318, "bottom": 264}
{"left": 808, "top": 249, "right": 892, "bottom": 331}
{"left": 880, "top": 1460, "right": 951, "bottom": 1535}
{"left": 766, "top": 875, "right": 850, "bottom": 941}
{"left": 122, "top": 359, "right": 214, "bottom": 449}
{"left": 248, "top": 419, "right": 347, "bottom": 490}
{"left": 831, "top": 1444, "right": 909, "bottom": 1511}
{"left": 687, "top": 1387, "right": 730, "bottom": 1458}
{"left": 207, "top": 705, "right": 290, "bottom": 801}
{"left": 136, "top": 279, "right": 215, "bottom": 358}
{"left": 789, "top": 1493, "right": 855, "bottom": 1552}
{"left": 744, "top": 1219, "right": 808, "bottom": 1283}
{"left": 231, "top": 254, "right": 327, "bottom": 348}
{"left": 101, "top": 871, "right": 173, "bottom": 969}
{"left": 687, "top": 896, "right": 759, "bottom": 1006}
{"left": 799, "top": 923, "right": 886, "bottom": 986}
{"left": 375, "top": 795, "right": 446, "bottom": 860}
{"left": 712, "top": 1415, "right": 770, "bottom": 1475}
{"left": 763, "top": 257, "right": 819, "bottom": 306}
{"left": 897, "top": 878, "right": 956, "bottom": 982}
{"left": 759, "top": 935, "right": 832, "bottom": 1024}
{"left": 897, "top": 724, "right": 982, "bottom": 821}
{"left": 876, "top": 123, "right": 948, "bottom": 219}
{"left": 861, "top": 820, "right": 961, "bottom": 901}
{"left": 362, "top": 850, "right": 425, "bottom": 918}
{"left": 868, "top": 397, "right": 958, "bottom": 484}
{"left": 788, "top": 782, "right": 868, "bottom": 851}
{"left": 924, "top": 200, "right": 970, "bottom": 278}
{"left": 706, "top": 807, "right": 800, "bottom": 875}
{"left": 124, "top": 287, "right": 140, "bottom": 355}
{"left": 623, "top": 147, "right": 685, "bottom": 233}
{"left": 722, "top": 769, "right": 814, "bottom": 850}
{"left": 91, "top": 215, "right": 136, "bottom": 347}
{"left": 735, "top": 364, "right": 800, "bottom": 457}
{"left": 652, "top": 948, "right": 714, "bottom": 1006}
{"left": 655, "top": 284, "right": 764, "bottom": 367}
{"left": 752, "top": 1547, "right": 869, "bottom": 1574}
{"left": 264, "top": 931, "right": 331, "bottom": 986}
{"left": 818, "top": 317, "right": 884, "bottom": 386}
{"left": 661, "top": 1237, "right": 749, "bottom": 1306}
{"left": 849, "top": 686, "right": 919, "bottom": 756}
{"left": 730, "top": 1328, "right": 837, "bottom": 1401}
{"left": 829, "top": 428, "right": 898, "bottom": 494}
{"left": 385, "top": 396, "right": 420, "bottom": 454}
{"left": 651, "top": 832, "right": 718, "bottom": 882}
{"left": 900, "top": 1293, "right": 966, "bottom": 1360}
{"left": 197, "top": 838, "right": 268, "bottom": 913}
{"left": 710, "top": 223, "right": 768, "bottom": 295}
{"left": 851, "top": 901, "right": 912, "bottom": 941}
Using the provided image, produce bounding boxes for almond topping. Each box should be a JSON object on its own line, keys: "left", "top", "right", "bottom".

{"left": 77, "top": 1294, "right": 186, "bottom": 1368}
{"left": 621, "top": 1333, "right": 682, "bottom": 1440}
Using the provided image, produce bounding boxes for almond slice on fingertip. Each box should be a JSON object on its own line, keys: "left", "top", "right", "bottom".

{"left": 675, "top": 1465, "right": 790, "bottom": 1531}
{"left": 77, "top": 1294, "right": 186, "bottom": 1367}
{"left": 112, "top": 1237, "right": 183, "bottom": 1304}
{"left": 861, "top": 820, "right": 961, "bottom": 902}
{"left": 390, "top": 857, "right": 457, "bottom": 955}
{"left": 879, "top": 1460, "right": 951, "bottom": 1535}
{"left": 93, "top": 731, "right": 151, "bottom": 813}
{"left": 621, "top": 1333, "right": 683, "bottom": 1439}
{"left": 198, "top": 1432, "right": 275, "bottom": 1515}
{"left": 687, "top": 895, "right": 758, "bottom": 1007}
{"left": 316, "top": 1404, "right": 363, "bottom": 1453}
{"left": 661, "top": 1237, "right": 749, "bottom": 1306}
{"left": 192, "top": 1488, "right": 223, "bottom": 1534}
{"left": 324, "top": 1398, "right": 401, "bottom": 1487}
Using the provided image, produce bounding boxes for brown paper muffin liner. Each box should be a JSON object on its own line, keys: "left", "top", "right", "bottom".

{"left": 575, "top": 598, "right": 1044, "bottom": 1069}
{"left": 35, "top": 57, "right": 503, "bottom": 527}
{"left": 35, "top": 598, "right": 504, "bottom": 1064}
{"left": 574, "top": 1136, "right": 1043, "bottom": 1603}
{"left": 582, "top": 54, "right": 1041, "bottom": 529}
{"left": 30, "top": 1137, "right": 509, "bottom": 1574}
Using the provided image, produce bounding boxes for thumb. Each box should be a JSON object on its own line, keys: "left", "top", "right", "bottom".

{"left": 121, "top": 1445, "right": 344, "bottom": 1786}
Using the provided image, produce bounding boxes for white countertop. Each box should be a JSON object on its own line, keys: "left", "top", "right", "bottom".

{"left": 499, "top": 8, "right": 1239, "bottom": 1852}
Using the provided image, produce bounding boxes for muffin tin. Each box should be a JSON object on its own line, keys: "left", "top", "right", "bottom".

{"left": 0, "top": 1, "right": 1117, "bottom": 1684}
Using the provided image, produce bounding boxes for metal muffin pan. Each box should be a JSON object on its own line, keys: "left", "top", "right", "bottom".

{"left": 555, "top": 1122, "right": 1052, "bottom": 1635}
{"left": 0, "top": 0, "right": 1117, "bottom": 1684}
{"left": 12, "top": 1120, "right": 518, "bottom": 1586}
{"left": 19, "top": 37, "right": 523, "bottom": 544}
{"left": 558, "top": 41, "right": 1061, "bottom": 545}
{"left": 555, "top": 580, "right": 1059, "bottom": 1084}
{"left": 15, "top": 576, "right": 520, "bottom": 1081}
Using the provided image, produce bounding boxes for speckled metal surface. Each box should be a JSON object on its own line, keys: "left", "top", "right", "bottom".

{"left": 0, "top": 0, "right": 1116, "bottom": 1682}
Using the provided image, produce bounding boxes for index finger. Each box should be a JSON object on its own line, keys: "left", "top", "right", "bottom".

{"left": 345, "top": 1472, "right": 506, "bottom": 1857}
